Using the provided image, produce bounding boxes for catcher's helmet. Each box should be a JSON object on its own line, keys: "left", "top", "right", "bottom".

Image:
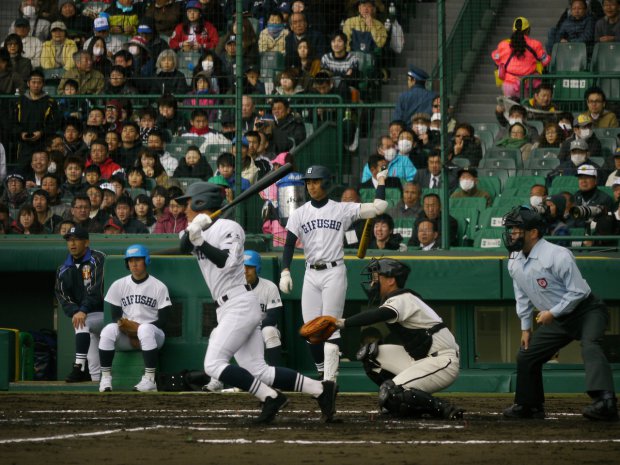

{"left": 302, "top": 165, "right": 332, "bottom": 190}
{"left": 125, "top": 244, "right": 150, "bottom": 267}
{"left": 175, "top": 182, "right": 224, "bottom": 212}
{"left": 502, "top": 206, "right": 546, "bottom": 252}
{"left": 361, "top": 258, "right": 411, "bottom": 302}
{"left": 243, "top": 250, "right": 262, "bottom": 273}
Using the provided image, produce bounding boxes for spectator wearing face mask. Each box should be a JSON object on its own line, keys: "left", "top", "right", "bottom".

{"left": 529, "top": 184, "right": 548, "bottom": 209}
{"left": 449, "top": 168, "right": 492, "bottom": 207}
{"left": 495, "top": 104, "right": 539, "bottom": 143}
{"left": 558, "top": 114, "right": 603, "bottom": 162}
{"left": 9, "top": 0, "right": 51, "bottom": 42}
{"left": 552, "top": 139, "right": 603, "bottom": 180}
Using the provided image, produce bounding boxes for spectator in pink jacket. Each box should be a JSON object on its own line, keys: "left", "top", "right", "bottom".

{"left": 492, "top": 17, "right": 551, "bottom": 98}
{"left": 169, "top": 1, "right": 219, "bottom": 52}
{"left": 153, "top": 196, "right": 188, "bottom": 233}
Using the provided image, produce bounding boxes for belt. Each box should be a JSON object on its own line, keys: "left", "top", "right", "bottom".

{"left": 216, "top": 284, "right": 252, "bottom": 306}
{"left": 307, "top": 261, "right": 341, "bottom": 270}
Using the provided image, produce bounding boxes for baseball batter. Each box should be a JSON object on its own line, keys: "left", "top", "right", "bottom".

{"left": 244, "top": 250, "right": 284, "bottom": 366}
{"left": 279, "top": 165, "right": 388, "bottom": 381}
{"left": 98, "top": 245, "right": 172, "bottom": 392}
{"left": 177, "top": 182, "right": 337, "bottom": 423}
{"left": 55, "top": 225, "right": 105, "bottom": 383}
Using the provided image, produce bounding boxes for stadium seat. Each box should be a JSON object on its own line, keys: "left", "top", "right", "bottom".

{"left": 42, "top": 67, "right": 64, "bottom": 82}
{"left": 203, "top": 143, "right": 232, "bottom": 164}
{"left": 177, "top": 50, "right": 201, "bottom": 71}
{"left": 449, "top": 197, "right": 488, "bottom": 212}
{"left": 166, "top": 143, "right": 187, "bottom": 159}
{"left": 528, "top": 120, "right": 543, "bottom": 134}
{"left": 593, "top": 127, "right": 620, "bottom": 140}
{"left": 485, "top": 148, "right": 523, "bottom": 169}
{"left": 473, "top": 228, "right": 505, "bottom": 249}
{"left": 471, "top": 122, "right": 501, "bottom": 139}
{"left": 172, "top": 135, "right": 204, "bottom": 147}
{"left": 550, "top": 175, "right": 578, "bottom": 193}
{"left": 550, "top": 42, "right": 588, "bottom": 72}
{"left": 503, "top": 175, "right": 546, "bottom": 194}
{"left": 452, "top": 157, "right": 471, "bottom": 168}
{"left": 450, "top": 207, "right": 480, "bottom": 246}
{"left": 479, "top": 158, "right": 517, "bottom": 176}
{"left": 478, "top": 205, "right": 514, "bottom": 229}
{"left": 553, "top": 74, "right": 594, "bottom": 102}
{"left": 524, "top": 157, "right": 560, "bottom": 171}
{"left": 477, "top": 168, "right": 509, "bottom": 190}
{"left": 599, "top": 137, "right": 617, "bottom": 157}
{"left": 492, "top": 195, "right": 529, "bottom": 208}
{"left": 527, "top": 168, "right": 553, "bottom": 177}
{"left": 260, "top": 52, "right": 285, "bottom": 82}
{"left": 589, "top": 156, "right": 605, "bottom": 167}
{"left": 393, "top": 218, "right": 414, "bottom": 241}
{"left": 529, "top": 147, "right": 560, "bottom": 160}
{"left": 591, "top": 42, "right": 620, "bottom": 99}
{"left": 477, "top": 176, "right": 501, "bottom": 198}
{"left": 174, "top": 177, "right": 202, "bottom": 190}
{"left": 476, "top": 129, "right": 495, "bottom": 152}
{"left": 127, "top": 188, "right": 147, "bottom": 200}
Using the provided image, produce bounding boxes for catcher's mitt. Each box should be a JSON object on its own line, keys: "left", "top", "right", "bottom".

{"left": 118, "top": 318, "right": 140, "bottom": 338}
{"left": 299, "top": 316, "right": 338, "bottom": 344}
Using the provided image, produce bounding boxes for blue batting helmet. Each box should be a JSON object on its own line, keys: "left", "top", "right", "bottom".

{"left": 125, "top": 244, "right": 151, "bottom": 267}
{"left": 243, "top": 250, "right": 261, "bottom": 273}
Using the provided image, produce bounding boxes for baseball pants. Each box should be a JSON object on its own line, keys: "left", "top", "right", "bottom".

{"left": 99, "top": 323, "right": 165, "bottom": 352}
{"left": 75, "top": 312, "right": 104, "bottom": 380}
{"left": 301, "top": 265, "right": 347, "bottom": 341}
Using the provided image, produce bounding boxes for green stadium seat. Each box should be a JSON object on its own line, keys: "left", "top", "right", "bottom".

{"left": 260, "top": 52, "right": 285, "bottom": 81}
{"left": 504, "top": 175, "right": 546, "bottom": 195}
{"left": 550, "top": 42, "right": 588, "bottom": 72}
{"left": 360, "top": 187, "right": 374, "bottom": 203}
{"left": 166, "top": 143, "right": 187, "bottom": 159}
{"left": 485, "top": 148, "right": 523, "bottom": 169}
{"left": 393, "top": 217, "right": 414, "bottom": 241}
{"left": 452, "top": 157, "right": 471, "bottom": 168}
{"left": 599, "top": 186, "right": 614, "bottom": 198}
{"left": 471, "top": 122, "right": 501, "bottom": 139}
{"left": 591, "top": 42, "right": 620, "bottom": 99}
{"left": 527, "top": 168, "right": 553, "bottom": 177}
{"left": 476, "top": 129, "right": 495, "bottom": 152}
{"left": 478, "top": 205, "right": 514, "bottom": 229}
{"left": 449, "top": 197, "right": 488, "bottom": 212}
{"left": 44, "top": 84, "right": 57, "bottom": 96}
{"left": 479, "top": 158, "right": 517, "bottom": 176}
{"left": 553, "top": 74, "right": 594, "bottom": 102}
{"left": 172, "top": 135, "right": 204, "bottom": 147}
{"left": 524, "top": 157, "right": 560, "bottom": 171}
{"left": 42, "top": 67, "right": 64, "bottom": 82}
{"left": 304, "top": 122, "right": 314, "bottom": 137}
{"left": 476, "top": 176, "right": 501, "bottom": 198}
{"left": 593, "top": 127, "right": 620, "bottom": 140}
{"left": 529, "top": 147, "right": 560, "bottom": 160}
{"left": 127, "top": 188, "right": 147, "bottom": 199}
{"left": 599, "top": 137, "right": 617, "bottom": 157}
{"left": 528, "top": 120, "right": 544, "bottom": 134}
{"left": 589, "top": 156, "right": 605, "bottom": 167}
{"left": 473, "top": 228, "right": 505, "bottom": 249}
{"left": 203, "top": 143, "right": 232, "bottom": 164}
{"left": 492, "top": 195, "right": 529, "bottom": 208}
{"left": 550, "top": 175, "right": 578, "bottom": 193}
{"left": 450, "top": 208, "right": 480, "bottom": 246}
{"left": 477, "top": 168, "right": 509, "bottom": 190}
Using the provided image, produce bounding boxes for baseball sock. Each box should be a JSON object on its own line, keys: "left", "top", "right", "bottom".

{"left": 308, "top": 343, "right": 324, "bottom": 373}
{"left": 219, "top": 365, "right": 277, "bottom": 402}
{"left": 265, "top": 347, "right": 283, "bottom": 367}
{"left": 99, "top": 349, "right": 114, "bottom": 370}
{"left": 74, "top": 333, "right": 90, "bottom": 368}
{"left": 272, "top": 367, "right": 323, "bottom": 397}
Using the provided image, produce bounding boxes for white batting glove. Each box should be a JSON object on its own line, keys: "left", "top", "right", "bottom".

{"left": 186, "top": 223, "right": 204, "bottom": 247}
{"left": 377, "top": 169, "right": 388, "bottom": 181}
{"left": 192, "top": 213, "right": 212, "bottom": 230}
{"left": 279, "top": 270, "right": 293, "bottom": 294}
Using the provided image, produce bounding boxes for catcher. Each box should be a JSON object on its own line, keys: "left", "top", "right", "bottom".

{"left": 98, "top": 245, "right": 173, "bottom": 392}
{"left": 300, "top": 258, "right": 463, "bottom": 419}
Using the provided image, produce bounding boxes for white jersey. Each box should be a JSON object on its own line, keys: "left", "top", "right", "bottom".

{"left": 104, "top": 275, "right": 171, "bottom": 324}
{"left": 286, "top": 199, "right": 360, "bottom": 264}
{"left": 194, "top": 218, "right": 247, "bottom": 301}
{"left": 253, "top": 277, "right": 282, "bottom": 316}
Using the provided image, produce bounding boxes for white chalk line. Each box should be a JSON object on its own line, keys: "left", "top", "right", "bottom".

{"left": 196, "top": 439, "right": 620, "bottom": 446}
{"left": 0, "top": 426, "right": 166, "bottom": 444}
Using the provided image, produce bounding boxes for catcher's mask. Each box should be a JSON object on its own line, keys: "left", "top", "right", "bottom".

{"left": 361, "top": 258, "right": 411, "bottom": 304}
{"left": 502, "top": 206, "right": 546, "bottom": 254}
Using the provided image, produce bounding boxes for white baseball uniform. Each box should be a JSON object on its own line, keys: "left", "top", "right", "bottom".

{"left": 253, "top": 277, "right": 282, "bottom": 323}
{"left": 195, "top": 219, "right": 277, "bottom": 385}
{"left": 100, "top": 275, "right": 171, "bottom": 351}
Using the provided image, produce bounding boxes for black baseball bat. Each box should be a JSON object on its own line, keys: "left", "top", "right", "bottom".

{"left": 207, "top": 162, "right": 294, "bottom": 224}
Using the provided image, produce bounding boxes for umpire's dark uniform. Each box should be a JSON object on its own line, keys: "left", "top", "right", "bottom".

{"left": 507, "top": 238, "right": 616, "bottom": 418}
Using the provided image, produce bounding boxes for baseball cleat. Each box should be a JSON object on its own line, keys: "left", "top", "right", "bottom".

{"left": 65, "top": 363, "right": 90, "bottom": 383}
{"left": 316, "top": 380, "right": 337, "bottom": 422}
{"left": 254, "top": 392, "right": 289, "bottom": 424}
{"left": 582, "top": 397, "right": 619, "bottom": 421}
{"left": 204, "top": 378, "right": 224, "bottom": 392}
{"left": 99, "top": 376, "right": 113, "bottom": 393}
{"left": 502, "top": 404, "right": 545, "bottom": 419}
{"left": 133, "top": 376, "right": 158, "bottom": 392}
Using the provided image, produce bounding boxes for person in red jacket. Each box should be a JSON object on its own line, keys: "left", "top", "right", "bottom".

{"left": 153, "top": 196, "right": 188, "bottom": 233}
{"left": 85, "top": 139, "right": 123, "bottom": 180}
{"left": 492, "top": 17, "right": 551, "bottom": 98}
{"left": 169, "top": 1, "right": 218, "bottom": 52}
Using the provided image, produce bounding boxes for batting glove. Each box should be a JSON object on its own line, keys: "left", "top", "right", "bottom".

{"left": 186, "top": 223, "right": 205, "bottom": 247}
{"left": 192, "top": 213, "right": 213, "bottom": 230}
{"left": 279, "top": 270, "right": 293, "bottom": 294}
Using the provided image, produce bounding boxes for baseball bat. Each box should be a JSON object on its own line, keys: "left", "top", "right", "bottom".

{"left": 356, "top": 218, "right": 374, "bottom": 259}
{"left": 207, "top": 162, "right": 294, "bottom": 224}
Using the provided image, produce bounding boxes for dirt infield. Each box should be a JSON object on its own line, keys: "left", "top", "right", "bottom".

{"left": 1, "top": 392, "right": 619, "bottom": 465}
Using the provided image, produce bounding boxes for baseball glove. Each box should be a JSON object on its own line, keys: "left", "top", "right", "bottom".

{"left": 299, "top": 316, "right": 338, "bottom": 344}
{"left": 118, "top": 318, "right": 140, "bottom": 338}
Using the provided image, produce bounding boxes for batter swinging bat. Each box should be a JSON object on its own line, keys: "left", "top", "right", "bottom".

{"left": 356, "top": 218, "right": 374, "bottom": 259}
{"left": 207, "top": 162, "right": 294, "bottom": 225}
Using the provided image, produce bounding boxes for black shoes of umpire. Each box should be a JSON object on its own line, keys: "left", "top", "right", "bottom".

{"left": 503, "top": 404, "right": 546, "bottom": 419}
{"left": 583, "top": 396, "right": 619, "bottom": 422}
{"left": 316, "top": 380, "right": 338, "bottom": 422}
{"left": 65, "top": 363, "right": 90, "bottom": 383}
{"left": 254, "top": 392, "right": 290, "bottom": 424}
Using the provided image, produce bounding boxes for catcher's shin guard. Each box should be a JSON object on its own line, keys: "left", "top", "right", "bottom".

{"left": 378, "top": 381, "right": 464, "bottom": 419}
{"left": 323, "top": 341, "right": 340, "bottom": 382}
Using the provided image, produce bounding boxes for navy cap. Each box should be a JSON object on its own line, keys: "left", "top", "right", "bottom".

{"left": 457, "top": 167, "right": 478, "bottom": 179}
{"left": 407, "top": 66, "right": 429, "bottom": 81}
{"left": 63, "top": 225, "right": 89, "bottom": 240}
{"left": 14, "top": 18, "right": 30, "bottom": 28}
{"left": 6, "top": 172, "right": 25, "bottom": 183}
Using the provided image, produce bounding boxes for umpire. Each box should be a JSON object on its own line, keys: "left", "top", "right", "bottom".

{"left": 502, "top": 206, "right": 618, "bottom": 421}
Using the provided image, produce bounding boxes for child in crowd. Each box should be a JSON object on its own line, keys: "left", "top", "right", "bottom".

{"left": 133, "top": 194, "right": 157, "bottom": 233}
{"left": 62, "top": 117, "right": 87, "bottom": 158}
{"left": 11, "top": 204, "right": 44, "bottom": 234}
{"left": 58, "top": 220, "right": 77, "bottom": 236}
{"left": 138, "top": 107, "right": 159, "bottom": 145}
{"left": 185, "top": 72, "right": 217, "bottom": 122}
{"left": 58, "top": 79, "right": 87, "bottom": 122}
{"left": 216, "top": 151, "right": 250, "bottom": 192}
{"left": 126, "top": 166, "right": 147, "bottom": 190}
{"left": 84, "top": 164, "right": 102, "bottom": 186}
{"left": 137, "top": 148, "right": 170, "bottom": 188}
{"left": 156, "top": 94, "right": 187, "bottom": 136}
{"left": 99, "top": 182, "right": 118, "bottom": 217}
{"left": 173, "top": 145, "right": 213, "bottom": 179}
{"left": 109, "top": 173, "right": 127, "bottom": 200}
{"left": 153, "top": 188, "right": 188, "bottom": 233}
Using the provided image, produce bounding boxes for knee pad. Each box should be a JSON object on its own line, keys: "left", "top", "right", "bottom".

{"left": 356, "top": 341, "right": 380, "bottom": 366}
{"left": 261, "top": 326, "right": 281, "bottom": 349}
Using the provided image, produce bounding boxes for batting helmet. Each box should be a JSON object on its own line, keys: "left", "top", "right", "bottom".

{"left": 502, "top": 205, "right": 546, "bottom": 252}
{"left": 302, "top": 165, "right": 332, "bottom": 190}
{"left": 243, "top": 250, "right": 262, "bottom": 273}
{"left": 125, "top": 244, "right": 151, "bottom": 267}
{"left": 175, "top": 182, "right": 223, "bottom": 212}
